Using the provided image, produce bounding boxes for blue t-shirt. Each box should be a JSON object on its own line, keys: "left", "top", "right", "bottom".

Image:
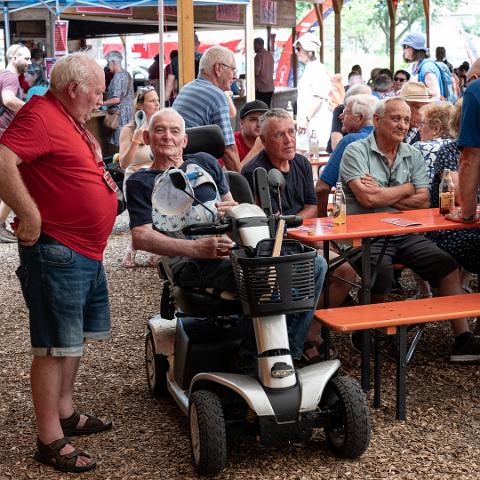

{"left": 417, "top": 59, "right": 442, "bottom": 94}
{"left": 320, "top": 125, "right": 374, "bottom": 187}
{"left": 458, "top": 79, "right": 480, "bottom": 149}
{"left": 127, "top": 152, "right": 229, "bottom": 229}
{"left": 241, "top": 151, "right": 316, "bottom": 215}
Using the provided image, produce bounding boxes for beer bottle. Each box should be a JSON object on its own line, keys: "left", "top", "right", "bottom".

{"left": 439, "top": 169, "right": 455, "bottom": 215}
{"left": 333, "top": 182, "right": 347, "bottom": 225}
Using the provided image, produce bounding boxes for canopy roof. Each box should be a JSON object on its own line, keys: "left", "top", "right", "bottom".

{"left": 2, "top": 0, "right": 250, "bottom": 14}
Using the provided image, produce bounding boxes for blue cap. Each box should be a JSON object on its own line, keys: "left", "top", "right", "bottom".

{"left": 402, "top": 32, "right": 428, "bottom": 53}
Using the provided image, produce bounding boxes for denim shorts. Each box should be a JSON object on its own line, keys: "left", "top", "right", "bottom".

{"left": 16, "top": 242, "right": 111, "bottom": 357}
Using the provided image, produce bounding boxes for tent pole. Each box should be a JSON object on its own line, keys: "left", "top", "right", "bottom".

{"left": 4, "top": 7, "right": 10, "bottom": 49}
{"left": 157, "top": 0, "right": 165, "bottom": 105}
{"left": 245, "top": 0, "right": 254, "bottom": 101}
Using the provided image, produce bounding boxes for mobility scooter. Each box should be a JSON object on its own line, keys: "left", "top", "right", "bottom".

{"left": 145, "top": 128, "right": 370, "bottom": 475}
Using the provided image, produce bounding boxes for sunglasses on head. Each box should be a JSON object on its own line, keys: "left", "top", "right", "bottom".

{"left": 137, "top": 85, "right": 155, "bottom": 99}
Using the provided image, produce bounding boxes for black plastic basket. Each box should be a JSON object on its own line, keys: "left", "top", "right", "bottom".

{"left": 231, "top": 239, "right": 317, "bottom": 317}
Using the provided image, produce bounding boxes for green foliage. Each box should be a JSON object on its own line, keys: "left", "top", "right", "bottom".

{"left": 296, "top": 1, "right": 313, "bottom": 23}
{"left": 462, "top": 14, "right": 480, "bottom": 38}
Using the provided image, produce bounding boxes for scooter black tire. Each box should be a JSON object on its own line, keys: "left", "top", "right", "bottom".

{"left": 189, "top": 390, "right": 227, "bottom": 475}
{"left": 322, "top": 376, "right": 371, "bottom": 459}
{"left": 145, "top": 330, "right": 169, "bottom": 397}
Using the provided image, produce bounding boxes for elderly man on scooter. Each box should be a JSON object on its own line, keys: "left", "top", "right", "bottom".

{"left": 125, "top": 107, "right": 327, "bottom": 365}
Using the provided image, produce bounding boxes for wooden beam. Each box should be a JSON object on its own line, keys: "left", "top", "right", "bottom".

{"left": 291, "top": 27, "right": 297, "bottom": 87}
{"left": 177, "top": 0, "right": 195, "bottom": 88}
{"left": 423, "top": 0, "right": 430, "bottom": 49}
{"left": 386, "top": 0, "right": 397, "bottom": 73}
{"left": 332, "top": 0, "right": 343, "bottom": 74}
{"left": 314, "top": 3, "right": 324, "bottom": 64}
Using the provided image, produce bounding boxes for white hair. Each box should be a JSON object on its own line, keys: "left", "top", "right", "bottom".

{"left": 346, "top": 94, "right": 378, "bottom": 122}
{"left": 199, "top": 46, "right": 234, "bottom": 75}
{"left": 259, "top": 108, "right": 291, "bottom": 134}
{"left": 375, "top": 96, "right": 410, "bottom": 117}
{"left": 105, "top": 50, "right": 123, "bottom": 64}
{"left": 148, "top": 108, "right": 186, "bottom": 135}
{"left": 49, "top": 51, "right": 102, "bottom": 94}
{"left": 345, "top": 84, "right": 372, "bottom": 100}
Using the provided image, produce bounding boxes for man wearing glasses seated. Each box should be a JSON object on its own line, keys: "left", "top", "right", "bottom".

{"left": 339, "top": 96, "right": 480, "bottom": 362}
{"left": 173, "top": 45, "right": 241, "bottom": 172}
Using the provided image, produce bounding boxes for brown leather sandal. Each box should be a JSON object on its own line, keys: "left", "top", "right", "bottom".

{"left": 60, "top": 411, "right": 112, "bottom": 436}
{"left": 34, "top": 437, "right": 97, "bottom": 473}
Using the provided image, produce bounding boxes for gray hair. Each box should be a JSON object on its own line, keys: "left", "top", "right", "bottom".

{"left": 374, "top": 96, "right": 409, "bottom": 117}
{"left": 49, "top": 51, "right": 102, "bottom": 94}
{"left": 346, "top": 94, "right": 378, "bottom": 122}
{"left": 199, "top": 46, "right": 234, "bottom": 75}
{"left": 345, "top": 84, "right": 372, "bottom": 100}
{"left": 259, "top": 108, "right": 291, "bottom": 134}
{"left": 105, "top": 50, "right": 123, "bottom": 64}
{"left": 148, "top": 108, "right": 185, "bottom": 135}
{"left": 6, "top": 44, "right": 29, "bottom": 62}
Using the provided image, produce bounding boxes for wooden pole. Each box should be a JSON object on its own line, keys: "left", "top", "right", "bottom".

{"left": 314, "top": 4, "right": 324, "bottom": 64}
{"left": 332, "top": 0, "right": 343, "bottom": 74}
{"left": 387, "top": 0, "right": 397, "bottom": 73}
{"left": 423, "top": 0, "right": 430, "bottom": 49}
{"left": 177, "top": 0, "right": 195, "bottom": 89}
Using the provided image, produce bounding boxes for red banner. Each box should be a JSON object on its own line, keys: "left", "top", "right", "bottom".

{"left": 54, "top": 20, "right": 68, "bottom": 57}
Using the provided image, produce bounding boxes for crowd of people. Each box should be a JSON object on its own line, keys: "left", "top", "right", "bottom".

{"left": 0, "top": 29, "right": 480, "bottom": 474}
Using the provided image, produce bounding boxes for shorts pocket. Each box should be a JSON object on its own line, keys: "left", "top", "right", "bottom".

{"left": 40, "top": 245, "right": 74, "bottom": 266}
{"left": 15, "top": 264, "right": 30, "bottom": 300}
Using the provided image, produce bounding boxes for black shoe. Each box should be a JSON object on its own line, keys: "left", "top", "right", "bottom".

{"left": 450, "top": 334, "right": 480, "bottom": 363}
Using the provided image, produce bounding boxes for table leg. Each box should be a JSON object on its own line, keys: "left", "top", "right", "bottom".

{"left": 396, "top": 326, "right": 407, "bottom": 421}
{"left": 373, "top": 329, "right": 381, "bottom": 408}
{"left": 322, "top": 240, "right": 330, "bottom": 360}
{"left": 360, "top": 237, "right": 372, "bottom": 392}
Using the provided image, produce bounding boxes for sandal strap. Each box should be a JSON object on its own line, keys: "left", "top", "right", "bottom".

{"left": 37, "top": 436, "right": 69, "bottom": 456}
{"left": 37, "top": 436, "right": 93, "bottom": 468}
{"left": 60, "top": 410, "right": 81, "bottom": 429}
{"left": 83, "top": 414, "right": 106, "bottom": 429}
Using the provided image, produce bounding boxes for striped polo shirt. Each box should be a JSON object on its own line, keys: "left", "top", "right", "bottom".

{"left": 173, "top": 76, "right": 234, "bottom": 145}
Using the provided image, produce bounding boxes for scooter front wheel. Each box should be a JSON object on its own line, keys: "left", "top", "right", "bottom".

{"left": 321, "top": 376, "right": 371, "bottom": 459}
{"left": 189, "top": 389, "right": 227, "bottom": 475}
{"left": 145, "top": 330, "right": 169, "bottom": 397}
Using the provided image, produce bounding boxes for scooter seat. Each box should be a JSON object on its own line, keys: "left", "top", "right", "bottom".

{"left": 172, "top": 286, "right": 241, "bottom": 317}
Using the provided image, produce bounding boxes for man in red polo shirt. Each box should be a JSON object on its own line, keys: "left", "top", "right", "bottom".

{"left": 235, "top": 100, "right": 268, "bottom": 164}
{"left": 0, "top": 52, "right": 117, "bottom": 473}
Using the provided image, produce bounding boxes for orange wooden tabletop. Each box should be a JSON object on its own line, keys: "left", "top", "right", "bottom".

{"left": 288, "top": 208, "right": 480, "bottom": 242}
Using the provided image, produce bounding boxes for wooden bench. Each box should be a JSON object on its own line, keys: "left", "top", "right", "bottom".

{"left": 314, "top": 293, "right": 480, "bottom": 421}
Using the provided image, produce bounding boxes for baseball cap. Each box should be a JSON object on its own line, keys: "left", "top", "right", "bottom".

{"left": 399, "top": 81, "right": 434, "bottom": 103}
{"left": 402, "top": 32, "right": 428, "bottom": 53}
{"left": 294, "top": 32, "right": 321, "bottom": 52}
{"left": 239, "top": 100, "right": 269, "bottom": 119}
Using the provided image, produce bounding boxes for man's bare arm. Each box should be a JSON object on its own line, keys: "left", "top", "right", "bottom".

{"left": 424, "top": 72, "right": 441, "bottom": 99}
{"left": 2, "top": 90, "right": 24, "bottom": 113}
{"left": 348, "top": 176, "right": 415, "bottom": 209}
{"left": 392, "top": 188, "right": 429, "bottom": 210}
{"left": 241, "top": 137, "right": 264, "bottom": 167}
{"left": 223, "top": 144, "right": 241, "bottom": 172}
{"left": 0, "top": 145, "right": 41, "bottom": 244}
{"left": 458, "top": 147, "right": 480, "bottom": 218}
{"left": 296, "top": 204, "right": 317, "bottom": 219}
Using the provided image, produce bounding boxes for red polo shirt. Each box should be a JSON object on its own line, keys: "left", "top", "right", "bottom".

{"left": 234, "top": 131, "right": 251, "bottom": 162}
{"left": 1, "top": 92, "right": 117, "bottom": 260}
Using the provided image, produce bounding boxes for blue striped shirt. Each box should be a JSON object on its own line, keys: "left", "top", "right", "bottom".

{"left": 173, "top": 76, "right": 234, "bottom": 145}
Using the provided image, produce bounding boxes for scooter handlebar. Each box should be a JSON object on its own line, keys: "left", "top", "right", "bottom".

{"left": 280, "top": 215, "right": 303, "bottom": 229}
{"left": 182, "top": 221, "right": 231, "bottom": 236}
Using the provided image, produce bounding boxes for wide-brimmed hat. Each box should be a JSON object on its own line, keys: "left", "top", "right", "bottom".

{"left": 294, "top": 32, "right": 321, "bottom": 52}
{"left": 239, "top": 100, "right": 268, "bottom": 119}
{"left": 402, "top": 32, "right": 428, "bottom": 53}
{"left": 399, "top": 81, "right": 434, "bottom": 103}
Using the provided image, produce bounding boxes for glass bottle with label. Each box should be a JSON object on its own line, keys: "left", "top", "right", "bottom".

{"left": 333, "top": 182, "right": 347, "bottom": 225}
{"left": 286, "top": 101, "right": 294, "bottom": 119}
{"left": 439, "top": 169, "right": 455, "bottom": 215}
{"left": 309, "top": 129, "right": 319, "bottom": 162}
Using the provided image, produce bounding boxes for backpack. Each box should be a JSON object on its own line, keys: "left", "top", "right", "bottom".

{"left": 419, "top": 59, "right": 458, "bottom": 103}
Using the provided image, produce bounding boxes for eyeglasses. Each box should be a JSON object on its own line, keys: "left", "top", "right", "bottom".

{"left": 402, "top": 45, "right": 410, "bottom": 50}
{"left": 220, "top": 63, "right": 237, "bottom": 74}
{"left": 394, "top": 77, "right": 407, "bottom": 82}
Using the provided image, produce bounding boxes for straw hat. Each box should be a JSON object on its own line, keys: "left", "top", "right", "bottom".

{"left": 399, "top": 81, "right": 434, "bottom": 103}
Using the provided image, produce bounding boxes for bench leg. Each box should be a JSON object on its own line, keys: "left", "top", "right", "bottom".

{"left": 360, "top": 330, "right": 371, "bottom": 392}
{"left": 373, "top": 329, "right": 381, "bottom": 408}
{"left": 396, "top": 326, "right": 407, "bottom": 421}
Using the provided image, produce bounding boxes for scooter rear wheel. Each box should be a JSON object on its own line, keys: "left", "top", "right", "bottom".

{"left": 322, "top": 376, "right": 371, "bottom": 459}
{"left": 145, "top": 330, "right": 169, "bottom": 397}
{"left": 189, "top": 389, "right": 227, "bottom": 475}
